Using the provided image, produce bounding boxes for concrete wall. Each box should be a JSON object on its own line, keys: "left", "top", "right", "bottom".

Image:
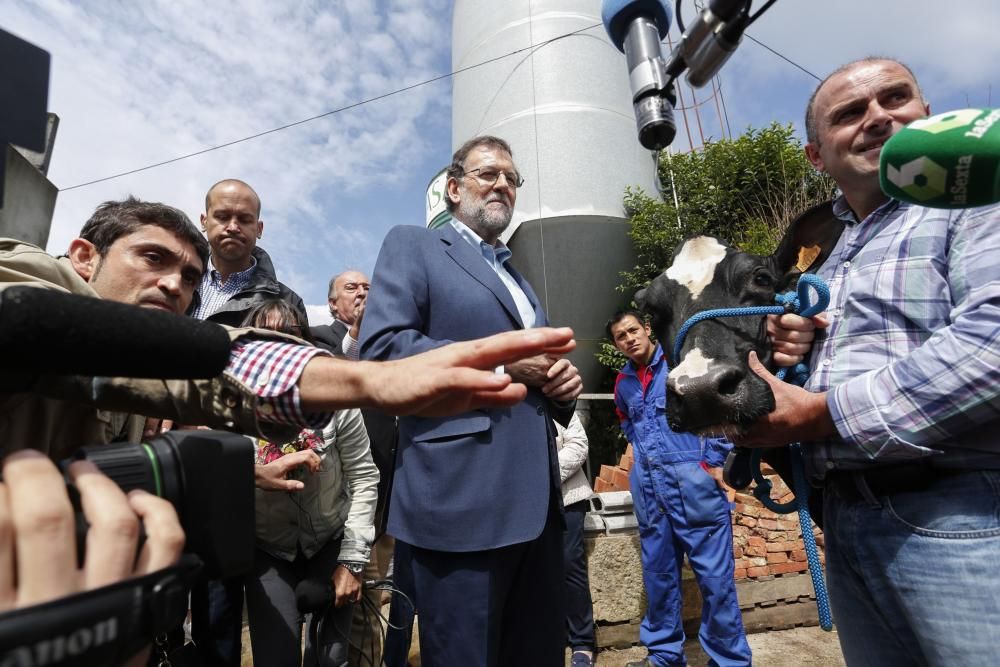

{"left": 0, "top": 144, "right": 57, "bottom": 248}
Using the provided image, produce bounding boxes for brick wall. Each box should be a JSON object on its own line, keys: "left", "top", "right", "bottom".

{"left": 594, "top": 446, "right": 824, "bottom": 580}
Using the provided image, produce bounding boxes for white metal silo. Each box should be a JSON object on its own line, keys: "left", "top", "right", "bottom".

{"left": 451, "top": 0, "right": 659, "bottom": 391}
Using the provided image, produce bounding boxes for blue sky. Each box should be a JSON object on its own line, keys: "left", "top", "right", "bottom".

{"left": 4, "top": 0, "right": 998, "bottom": 324}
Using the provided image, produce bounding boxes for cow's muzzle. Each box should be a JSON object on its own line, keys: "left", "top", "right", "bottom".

{"left": 666, "top": 361, "right": 775, "bottom": 434}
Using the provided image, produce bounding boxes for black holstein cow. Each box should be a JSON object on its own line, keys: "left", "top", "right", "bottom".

{"left": 635, "top": 201, "right": 844, "bottom": 439}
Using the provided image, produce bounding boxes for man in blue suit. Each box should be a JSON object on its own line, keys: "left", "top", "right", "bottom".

{"left": 360, "top": 135, "right": 583, "bottom": 666}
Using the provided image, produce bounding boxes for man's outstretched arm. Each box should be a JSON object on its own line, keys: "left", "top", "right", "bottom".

{"left": 300, "top": 327, "right": 576, "bottom": 417}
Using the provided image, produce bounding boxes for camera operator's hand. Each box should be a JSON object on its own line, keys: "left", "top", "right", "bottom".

{"left": 254, "top": 450, "right": 321, "bottom": 491}
{"left": 142, "top": 417, "right": 174, "bottom": 438}
{"left": 332, "top": 564, "right": 362, "bottom": 607}
{"left": 0, "top": 451, "right": 184, "bottom": 665}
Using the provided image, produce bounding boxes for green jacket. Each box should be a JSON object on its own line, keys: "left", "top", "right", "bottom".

{"left": 254, "top": 409, "right": 379, "bottom": 564}
{"left": 0, "top": 238, "right": 301, "bottom": 460}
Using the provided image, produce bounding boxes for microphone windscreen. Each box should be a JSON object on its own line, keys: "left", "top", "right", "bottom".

{"left": 602, "top": 0, "right": 672, "bottom": 51}
{"left": 295, "top": 578, "right": 333, "bottom": 613}
{"left": 880, "top": 108, "right": 1000, "bottom": 209}
{"left": 0, "top": 286, "right": 231, "bottom": 378}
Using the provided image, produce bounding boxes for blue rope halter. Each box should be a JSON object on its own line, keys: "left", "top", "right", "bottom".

{"left": 670, "top": 273, "right": 834, "bottom": 631}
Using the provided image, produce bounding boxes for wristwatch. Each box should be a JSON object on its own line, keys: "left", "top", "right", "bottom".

{"left": 339, "top": 561, "right": 365, "bottom": 576}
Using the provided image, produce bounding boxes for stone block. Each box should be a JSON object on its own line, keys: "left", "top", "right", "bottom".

{"left": 586, "top": 534, "right": 645, "bottom": 623}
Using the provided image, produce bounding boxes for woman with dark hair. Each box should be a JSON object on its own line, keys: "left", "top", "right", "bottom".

{"left": 241, "top": 300, "right": 379, "bottom": 666}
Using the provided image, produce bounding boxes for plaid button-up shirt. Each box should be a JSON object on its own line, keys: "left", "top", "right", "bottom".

{"left": 804, "top": 196, "right": 1000, "bottom": 477}
{"left": 190, "top": 256, "right": 257, "bottom": 321}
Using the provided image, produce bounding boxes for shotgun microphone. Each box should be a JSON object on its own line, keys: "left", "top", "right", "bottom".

{"left": 664, "top": 0, "right": 750, "bottom": 88}
{"left": 0, "top": 286, "right": 231, "bottom": 378}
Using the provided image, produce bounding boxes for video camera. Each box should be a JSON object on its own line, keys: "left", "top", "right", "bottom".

{"left": 69, "top": 430, "right": 255, "bottom": 578}
{"left": 0, "top": 431, "right": 255, "bottom": 666}
{"left": 0, "top": 24, "right": 256, "bottom": 660}
{"left": 0, "top": 289, "right": 257, "bottom": 665}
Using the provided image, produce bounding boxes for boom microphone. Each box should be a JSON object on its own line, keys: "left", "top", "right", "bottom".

{"left": 602, "top": 0, "right": 677, "bottom": 150}
{"left": 880, "top": 108, "right": 1000, "bottom": 208}
{"left": 664, "top": 0, "right": 749, "bottom": 88}
{"left": 0, "top": 285, "right": 232, "bottom": 378}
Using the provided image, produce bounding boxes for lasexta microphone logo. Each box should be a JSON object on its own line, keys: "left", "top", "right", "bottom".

{"left": 885, "top": 156, "right": 948, "bottom": 202}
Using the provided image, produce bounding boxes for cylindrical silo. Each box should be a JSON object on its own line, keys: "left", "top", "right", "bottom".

{"left": 451, "top": 0, "right": 659, "bottom": 391}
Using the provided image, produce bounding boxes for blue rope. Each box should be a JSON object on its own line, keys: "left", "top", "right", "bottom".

{"left": 671, "top": 272, "right": 833, "bottom": 631}
{"left": 672, "top": 305, "right": 784, "bottom": 366}
{"left": 791, "top": 443, "right": 833, "bottom": 631}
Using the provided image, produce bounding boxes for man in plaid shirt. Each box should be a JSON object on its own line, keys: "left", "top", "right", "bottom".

{"left": 738, "top": 58, "right": 1000, "bottom": 665}
{"left": 189, "top": 178, "right": 307, "bottom": 326}
{"left": 185, "top": 178, "right": 308, "bottom": 666}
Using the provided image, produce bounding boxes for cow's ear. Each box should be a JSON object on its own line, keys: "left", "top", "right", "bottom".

{"left": 635, "top": 282, "right": 672, "bottom": 336}
{"left": 773, "top": 200, "right": 844, "bottom": 289}
{"left": 634, "top": 287, "right": 648, "bottom": 311}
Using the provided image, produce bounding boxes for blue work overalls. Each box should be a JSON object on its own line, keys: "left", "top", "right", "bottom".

{"left": 614, "top": 345, "right": 752, "bottom": 667}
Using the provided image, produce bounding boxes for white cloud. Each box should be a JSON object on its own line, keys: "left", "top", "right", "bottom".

{"left": 3, "top": 0, "right": 451, "bottom": 304}
{"left": 5, "top": 0, "right": 996, "bottom": 308}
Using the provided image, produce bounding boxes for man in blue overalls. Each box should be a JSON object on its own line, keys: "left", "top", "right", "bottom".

{"left": 609, "top": 310, "right": 751, "bottom": 667}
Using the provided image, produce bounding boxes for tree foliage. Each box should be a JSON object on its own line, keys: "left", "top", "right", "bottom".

{"left": 585, "top": 124, "right": 837, "bottom": 470}
{"left": 621, "top": 122, "right": 837, "bottom": 293}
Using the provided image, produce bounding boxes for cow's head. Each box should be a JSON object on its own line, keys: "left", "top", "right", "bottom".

{"left": 635, "top": 202, "right": 842, "bottom": 436}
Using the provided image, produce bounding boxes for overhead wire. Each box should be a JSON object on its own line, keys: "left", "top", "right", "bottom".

{"left": 59, "top": 21, "right": 605, "bottom": 193}
{"left": 526, "top": 0, "right": 551, "bottom": 316}
{"left": 60, "top": 3, "right": 821, "bottom": 193}
{"left": 743, "top": 34, "right": 820, "bottom": 81}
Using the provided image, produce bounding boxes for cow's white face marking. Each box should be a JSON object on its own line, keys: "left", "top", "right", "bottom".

{"left": 668, "top": 348, "right": 716, "bottom": 395}
{"left": 664, "top": 237, "right": 727, "bottom": 300}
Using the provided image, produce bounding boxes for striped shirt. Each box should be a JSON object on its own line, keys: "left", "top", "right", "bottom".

{"left": 803, "top": 196, "right": 1000, "bottom": 477}
{"left": 190, "top": 256, "right": 257, "bottom": 320}
{"left": 450, "top": 219, "right": 536, "bottom": 328}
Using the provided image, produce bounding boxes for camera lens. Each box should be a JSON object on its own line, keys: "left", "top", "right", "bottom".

{"left": 68, "top": 431, "right": 255, "bottom": 577}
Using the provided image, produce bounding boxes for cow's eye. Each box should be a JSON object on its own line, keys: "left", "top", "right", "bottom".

{"left": 753, "top": 273, "right": 774, "bottom": 288}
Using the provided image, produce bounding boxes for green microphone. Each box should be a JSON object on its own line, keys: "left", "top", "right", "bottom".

{"left": 880, "top": 108, "right": 1000, "bottom": 208}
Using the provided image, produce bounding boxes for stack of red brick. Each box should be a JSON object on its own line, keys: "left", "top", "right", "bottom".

{"left": 594, "top": 444, "right": 634, "bottom": 492}
{"left": 730, "top": 469, "right": 826, "bottom": 580}
{"left": 594, "top": 449, "right": 824, "bottom": 581}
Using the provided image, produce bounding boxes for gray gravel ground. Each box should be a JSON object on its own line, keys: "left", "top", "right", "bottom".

{"left": 583, "top": 626, "right": 846, "bottom": 666}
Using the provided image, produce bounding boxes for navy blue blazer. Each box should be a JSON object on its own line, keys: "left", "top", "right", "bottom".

{"left": 359, "top": 223, "right": 571, "bottom": 552}
{"left": 310, "top": 319, "right": 348, "bottom": 356}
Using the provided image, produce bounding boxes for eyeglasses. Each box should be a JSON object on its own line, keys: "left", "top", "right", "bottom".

{"left": 461, "top": 167, "right": 525, "bottom": 189}
{"left": 342, "top": 282, "right": 370, "bottom": 293}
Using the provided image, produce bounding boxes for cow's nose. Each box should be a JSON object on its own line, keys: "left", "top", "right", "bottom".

{"left": 668, "top": 363, "right": 746, "bottom": 398}
{"left": 667, "top": 362, "right": 751, "bottom": 432}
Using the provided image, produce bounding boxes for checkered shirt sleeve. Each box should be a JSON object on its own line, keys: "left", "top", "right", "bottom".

{"left": 227, "top": 340, "right": 331, "bottom": 428}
